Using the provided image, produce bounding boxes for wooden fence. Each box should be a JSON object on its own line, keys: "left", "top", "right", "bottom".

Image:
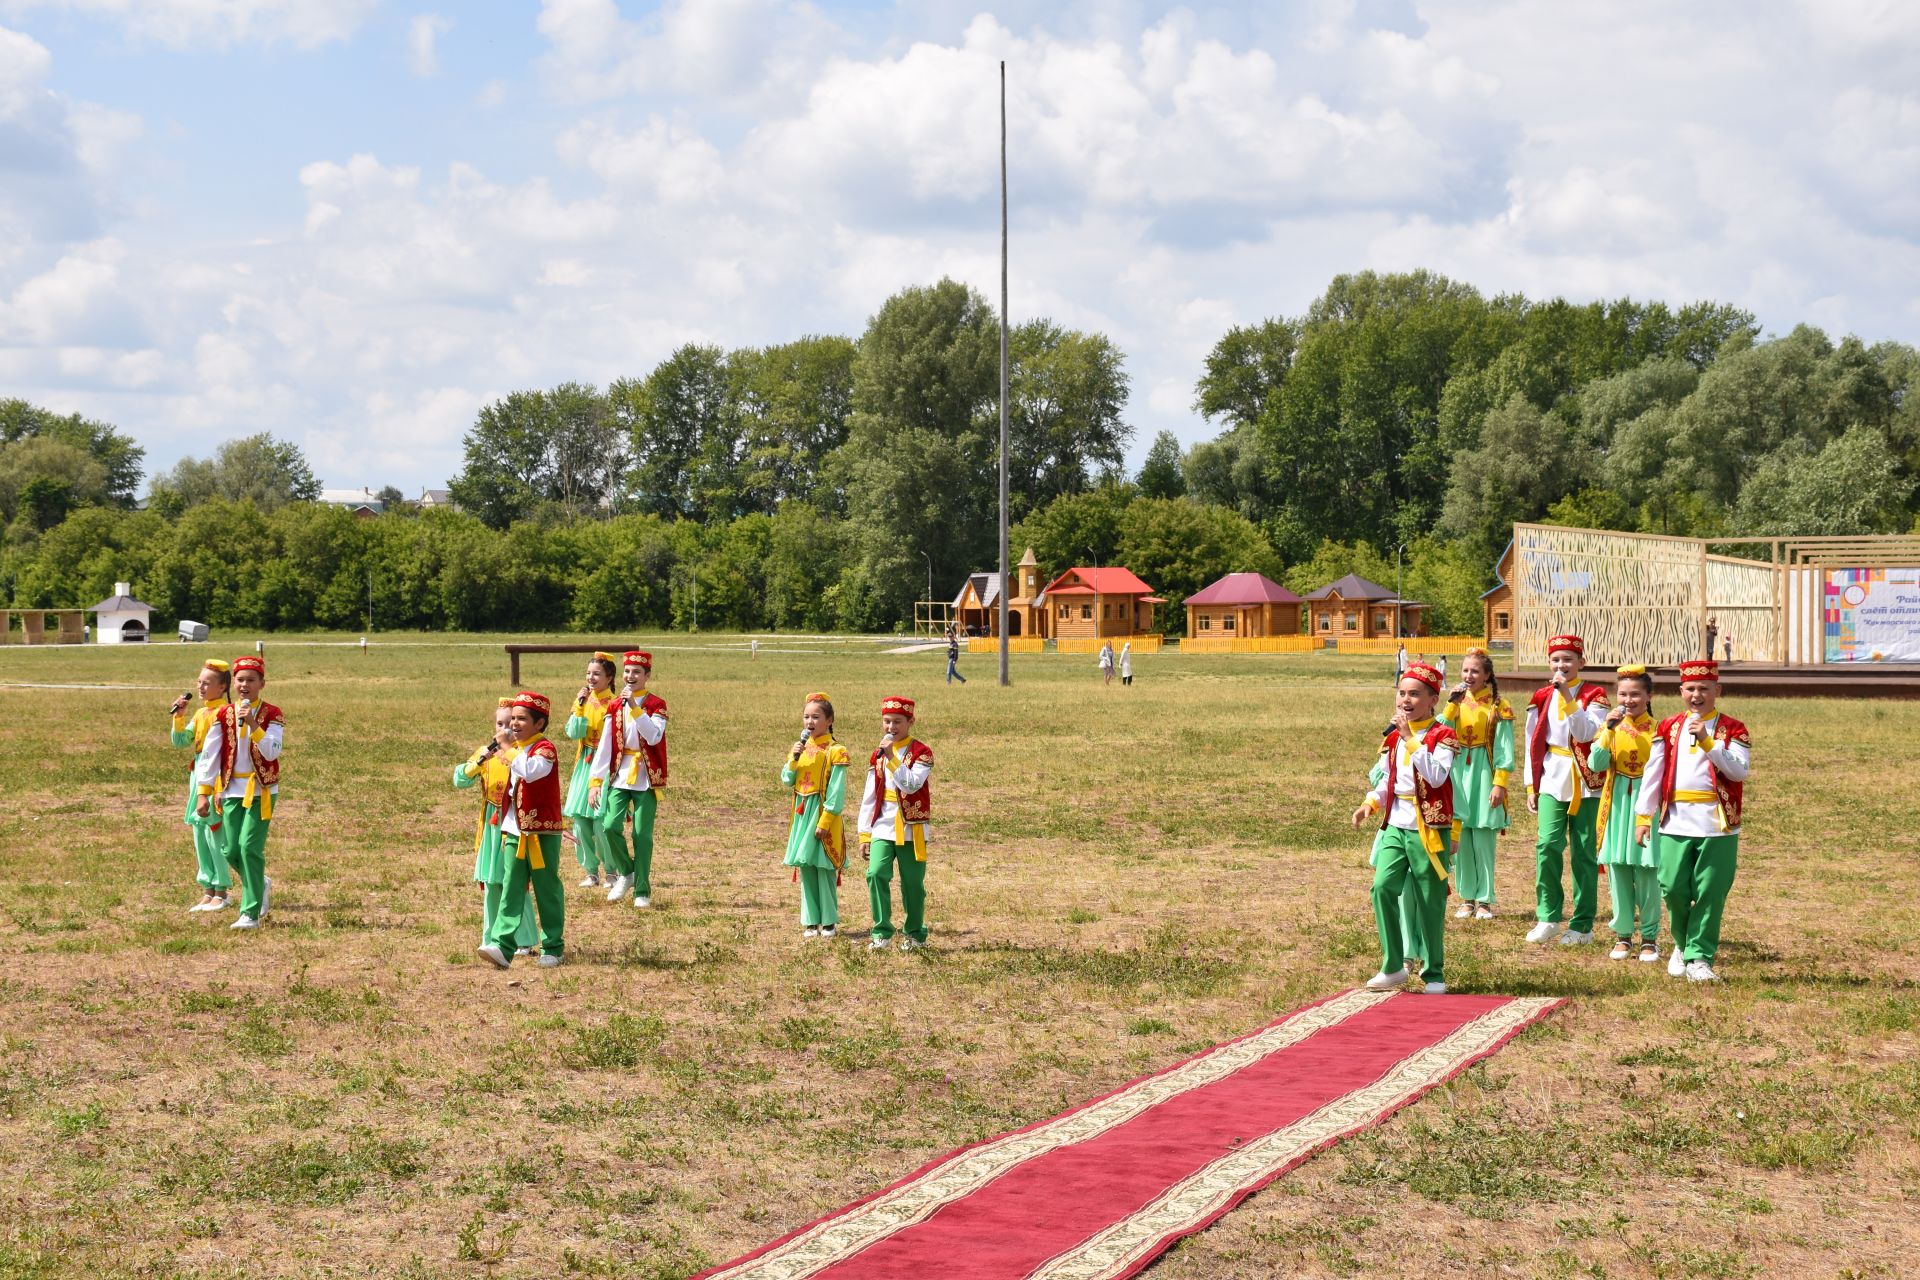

{"left": 1180, "top": 636, "right": 1319, "bottom": 654}
{"left": 1336, "top": 636, "right": 1488, "bottom": 655}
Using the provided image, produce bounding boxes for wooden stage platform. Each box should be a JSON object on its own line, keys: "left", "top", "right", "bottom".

{"left": 1496, "top": 663, "right": 1920, "bottom": 700}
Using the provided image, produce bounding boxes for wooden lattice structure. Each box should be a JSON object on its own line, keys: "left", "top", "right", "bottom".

{"left": 1510, "top": 525, "right": 1920, "bottom": 667}
{"left": 0, "top": 609, "right": 86, "bottom": 645}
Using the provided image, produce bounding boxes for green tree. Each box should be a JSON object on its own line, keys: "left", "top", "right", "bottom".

{"left": 1731, "top": 425, "right": 1912, "bottom": 535}
{"left": 1195, "top": 318, "right": 1298, "bottom": 432}
{"left": 155, "top": 433, "right": 322, "bottom": 513}
{"left": 616, "top": 347, "right": 739, "bottom": 521}
{"left": 1007, "top": 487, "right": 1135, "bottom": 584}
{"left": 733, "top": 335, "right": 857, "bottom": 513}
{"left": 1115, "top": 499, "right": 1279, "bottom": 632}
{"left": 1438, "top": 394, "right": 1597, "bottom": 565}
{"left": 1135, "top": 430, "right": 1186, "bottom": 500}
{"left": 0, "top": 399, "right": 146, "bottom": 506}
{"left": 0, "top": 437, "right": 111, "bottom": 525}
{"left": 1007, "top": 319, "right": 1131, "bottom": 516}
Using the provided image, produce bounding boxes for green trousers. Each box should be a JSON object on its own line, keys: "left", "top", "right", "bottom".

{"left": 191, "top": 820, "right": 229, "bottom": 892}
{"left": 1658, "top": 833, "right": 1738, "bottom": 963}
{"left": 481, "top": 882, "right": 540, "bottom": 951}
{"left": 867, "top": 838, "right": 927, "bottom": 943}
{"left": 218, "top": 798, "right": 270, "bottom": 918}
{"left": 1454, "top": 826, "right": 1497, "bottom": 904}
{"left": 571, "top": 815, "right": 608, "bottom": 876}
{"left": 493, "top": 833, "right": 565, "bottom": 960}
{"left": 1606, "top": 863, "right": 1662, "bottom": 945}
{"left": 1371, "top": 827, "right": 1451, "bottom": 983}
{"left": 797, "top": 865, "right": 838, "bottom": 927}
{"left": 1535, "top": 793, "right": 1599, "bottom": 931}
{"left": 600, "top": 788, "right": 654, "bottom": 892}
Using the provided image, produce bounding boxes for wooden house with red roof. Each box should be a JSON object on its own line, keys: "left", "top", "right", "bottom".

{"left": 1183, "top": 572, "right": 1303, "bottom": 638}
{"left": 1042, "top": 565, "right": 1164, "bottom": 640}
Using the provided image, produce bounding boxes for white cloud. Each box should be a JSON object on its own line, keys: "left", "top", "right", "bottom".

{"left": 0, "top": 0, "right": 377, "bottom": 49}
{"left": 6, "top": 1, "right": 1920, "bottom": 495}
{"left": 407, "top": 12, "right": 450, "bottom": 76}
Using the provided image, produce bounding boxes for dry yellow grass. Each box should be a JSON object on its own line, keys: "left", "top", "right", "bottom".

{"left": 0, "top": 635, "right": 1914, "bottom": 1279}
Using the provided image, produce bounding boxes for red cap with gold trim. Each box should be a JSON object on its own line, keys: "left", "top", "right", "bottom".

{"left": 623, "top": 650, "right": 652, "bottom": 670}
{"left": 1400, "top": 661, "right": 1444, "bottom": 693}
{"left": 1547, "top": 634, "right": 1584, "bottom": 657}
{"left": 232, "top": 655, "right": 265, "bottom": 676}
{"left": 1678, "top": 658, "right": 1719, "bottom": 683}
{"left": 880, "top": 696, "right": 915, "bottom": 718}
{"left": 511, "top": 690, "right": 551, "bottom": 716}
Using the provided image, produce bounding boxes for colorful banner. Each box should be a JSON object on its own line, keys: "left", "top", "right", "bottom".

{"left": 1824, "top": 568, "right": 1920, "bottom": 663}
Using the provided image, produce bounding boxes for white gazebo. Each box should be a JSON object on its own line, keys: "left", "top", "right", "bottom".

{"left": 91, "top": 582, "right": 153, "bottom": 644}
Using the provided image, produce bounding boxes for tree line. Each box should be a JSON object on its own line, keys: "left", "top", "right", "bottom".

{"left": 2, "top": 271, "right": 1915, "bottom": 634}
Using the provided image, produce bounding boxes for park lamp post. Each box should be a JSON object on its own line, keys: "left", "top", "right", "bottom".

{"left": 921, "top": 550, "right": 933, "bottom": 613}
{"left": 1394, "top": 543, "right": 1406, "bottom": 638}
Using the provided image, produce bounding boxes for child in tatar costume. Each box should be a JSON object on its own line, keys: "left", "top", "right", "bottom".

{"left": 563, "top": 652, "right": 620, "bottom": 893}
{"left": 170, "top": 661, "right": 233, "bottom": 913}
{"left": 1592, "top": 665, "right": 1661, "bottom": 963}
{"left": 1440, "top": 646, "right": 1513, "bottom": 921}
{"left": 1635, "top": 659, "right": 1751, "bottom": 983}
{"left": 1352, "top": 661, "right": 1457, "bottom": 993}
{"left": 210, "top": 654, "right": 284, "bottom": 930}
{"left": 589, "top": 650, "right": 667, "bottom": 908}
{"left": 454, "top": 697, "right": 540, "bottom": 956}
{"left": 781, "top": 693, "right": 851, "bottom": 939}
{"left": 478, "top": 691, "right": 566, "bottom": 970}
{"left": 1365, "top": 748, "right": 1422, "bottom": 974}
{"left": 1524, "top": 634, "right": 1610, "bottom": 947}
{"left": 858, "top": 696, "right": 934, "bottom": 952}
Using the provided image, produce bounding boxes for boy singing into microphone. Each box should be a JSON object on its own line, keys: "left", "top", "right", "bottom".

{"left": 1635, "top": 659, "right": 1751, "bottom": 983}
{"left": 858, "top": 696, "right": 935, "bottom": 951}
{"left": 589, "top": 650, "right": 668, "bottom": 907}
{"left": 212, "top": 655, "right": 284, "bottom": 930}
{"left": 1523, "top": 634, "right": 1609, "bottom": 946}
{"left": 479, "top": 691, "right": 566, "bottom": 969}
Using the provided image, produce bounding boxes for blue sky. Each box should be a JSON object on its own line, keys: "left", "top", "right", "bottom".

{"left": 2, "top": 0, "right": 1917, "bottom": 494}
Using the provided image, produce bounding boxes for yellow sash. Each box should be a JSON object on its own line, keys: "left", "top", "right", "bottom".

{"left": 882, "top": 744, "right": 928, "bottom": 861}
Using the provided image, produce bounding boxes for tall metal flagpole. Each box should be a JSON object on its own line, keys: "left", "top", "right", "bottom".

{"left": 997, "top": 59, "right": 1011, "bottom": 686}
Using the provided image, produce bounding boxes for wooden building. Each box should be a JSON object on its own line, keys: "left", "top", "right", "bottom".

{"left": 1305, "top": 573, "right": 1428, "bottom": 639}
{"left": 1482, "top": 539, "right": 1515, "bottom": 646}
{"left": 951, "top": 548, "right": 1051, "bottom": 638}
{"left": 1042, "top": 566, "right": 1162, "bottom": 640}
{"left": 1183, "top": 572, "right": 1303, "bottom": 637}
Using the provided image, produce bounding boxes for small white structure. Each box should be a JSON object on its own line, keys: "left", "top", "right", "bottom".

{"left": 179, "top": 620, "right": 210, "bottom": 642}
{"left": 91, "top": 582, "right": 153, "bottom": 644}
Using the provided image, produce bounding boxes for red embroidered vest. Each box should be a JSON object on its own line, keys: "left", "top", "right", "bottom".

{"left": 1380, "top": 722, "right": 1458, "bottom": 832}
{"left": 503, "top": 737, "right": 565, "bottom": 833}
{"left": 610, "top": 693, "right": 669, "bottom": 788}
{"left": 1654, "top": 712, "right": 1748, "bottom": 830}
{"left": 1527, "top": 682, "right": 1608, "bottom": 793}
{"left": 216, "top": 702, "right": 284, "bottom": 791}
{"left": 869, "top": 739, "right": 934, "bottom": 827}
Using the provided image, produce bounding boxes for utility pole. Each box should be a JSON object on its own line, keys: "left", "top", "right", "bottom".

{"left": 997, "top": 58, "right": 1011, "bottom": 686}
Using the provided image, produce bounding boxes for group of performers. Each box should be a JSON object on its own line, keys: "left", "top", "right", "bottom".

{"left": 166, "top": 635, "right": 1748, "bottom": 990}
{"left": 1356, "top": 636, "right": 1752, "bottom": 992}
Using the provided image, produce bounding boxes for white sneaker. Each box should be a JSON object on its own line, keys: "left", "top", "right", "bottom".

{"left": 259, "top": 877, "right": 271, "bottom": 918}
{"left": 898, "top": 937, "right": 923, "bottom": 953}
{"left": 803, "top": 927, "right": 819, "bottom": 938}
{"left": 1638, "top": 944, "right": 1660, "bottom": 963}
{"left": 820, "top": 925, "right": 836, "bottom": 938}
{"left": 606, "top": 875, "right": 632, "bottom": 902}
{"left": 536, "top": 953, "right": 563, "bottom": 968}
{"left": 1557, "top": 929, "right": 1594, "bottom": 946}
{"left": 1525, "top": 921, "right": 1562, "bottom": 944}
{"left": 230, "top": 914, "right": 258, "bottom": 930}
{"left": 1453, "top": 904, "right": 1472, "bottom": 919}
{"left": 633, "top": 895, "right": 650, "bottom": 909}
{"left": 578, "top": 876, "right": 600, "bottom": 889}
{"left": 1365, "top": 968, "right": 1409, "bottom": 991}
{"left": 477, "top": 943, "right": 510, "bottom": 969}
{"left": 1421, "top": 981, "right": 1447, "bottom": 994}
{"left": 1685, "top": 960, "right": 1718, "bottom": 983}
{"left": 868, "top": 936, "right": 890, "bottom": 951}
{"left": 1473, "top": 904, "right": 1495, "bottom": 920}
{"left": 1667, "top": 950, "right": 1687, "bottom": 978}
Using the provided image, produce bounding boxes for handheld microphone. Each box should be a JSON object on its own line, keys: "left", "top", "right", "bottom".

{"left": 170, "top": 690, "right": 192, "bottom": 713}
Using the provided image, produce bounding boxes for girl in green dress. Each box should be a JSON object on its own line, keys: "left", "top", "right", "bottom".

{"left": 1592, "top": 665, "right": 1661, "bottom": 961}
{"left": 562, "top": 652, "right": 619, "bottom": 892}
{"left": 454, "top": 698, "right": 541, "bottom": 954}
{"left": 1440, "top": 647, "right": 1514, "bottom": 920}
{"left": 781, "top": 693, "right": 850, "bottom": 938}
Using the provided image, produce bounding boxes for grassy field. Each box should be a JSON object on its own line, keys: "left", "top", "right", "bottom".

{"left": 0, "top": 634, "right": 1914, "bottom": 1280}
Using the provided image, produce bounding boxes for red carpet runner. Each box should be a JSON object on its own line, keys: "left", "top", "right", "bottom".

{"left": 696, "top": 990, "right": 1565, "bottom": 1280}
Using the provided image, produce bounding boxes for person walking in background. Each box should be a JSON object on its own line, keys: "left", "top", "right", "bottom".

{"left": 1704, "top": 616, "right": 1718, "bottom": 662}
{"left": 1395, "top": 642, "right": 1408, "bottom": 685}
{"left": 1119, "top": 641, "right": 1133, "bottom": 687}
{"left": 1099, "top": 640, "right": 1115, "bottom": 686}
{"left": 1723, "top": 629, "right": 1734, "bottom": 664}
{"left": 946, "top": 628, "right": 966, "bottom": 684}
